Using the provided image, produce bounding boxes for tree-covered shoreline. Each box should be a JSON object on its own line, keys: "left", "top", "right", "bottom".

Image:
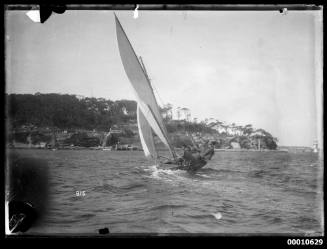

{"left": 6, "top": 93, "right": 278, "bottom": 150}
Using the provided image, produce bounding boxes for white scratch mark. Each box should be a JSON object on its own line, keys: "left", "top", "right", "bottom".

{"left": 134, "top": 5, "right": 139, "bottom": 19}
{"left": 212, "top": 212, "right": 222, "bottom": 220}
{"left": 5, "top": 201, "right": 11, "bottom": 235}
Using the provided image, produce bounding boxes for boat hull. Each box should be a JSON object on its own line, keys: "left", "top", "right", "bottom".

{"left": 159, "top": 159, "right": 207, "bottom": 172}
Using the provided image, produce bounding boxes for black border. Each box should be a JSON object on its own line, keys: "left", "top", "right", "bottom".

{"left": 2, "top": 2, "right": 325, "bottom": 245}
{"left": 3, "top": 3, "right": 324, "bottom": 11}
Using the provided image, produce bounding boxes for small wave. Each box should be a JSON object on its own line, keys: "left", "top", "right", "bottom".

{"left": 93, "top": 184, "right": 122, "bottom": 193}
{"left": 50, "top": 218, "right": 81, "bottom": 224}
{"left": 146, "top": 165, "right": 184, "bottom": 180}
{"left": 248, "top": 170, "right": 265, "bottom": 178}
{"left": 199, "top": 168, "right": 241, "bottom": 174}
{"left": 149, "top": 204, "right": 186, "bottom": 211}
{"left": 93, "top": 182, "right": 146, "bottom": 194}
{"left": 120, "top": 183, "right": 146, "bottom": 190}
{"left": 76, "top": 213, "right": 96, "bottom": 219}
{"left": 144, "top": 165, "right": 243, "bottom": 183}
{"left": 302, "top": 230, "right": 322, "bottom": 236}
{"left": 196, "top": 174, "right": 212, "bottom": 179}
{"left": 186, "top": 213, "right": 215, "bottom": 219}
{"left": 221, "top": 202, "right": 234, "bottom": 209}
{"left": 296, "top": 216, "right": 319, "bottom": 225}
{"left": 257, "top": 212, "right": 283, "bottom": 225}
{"left": 271, "top": 217, "right": 283, "bottom": 224}
{"left": 285, "top": 187, "right": 318, "bottom": 196}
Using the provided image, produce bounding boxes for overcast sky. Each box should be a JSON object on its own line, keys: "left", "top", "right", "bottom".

{"left": 5, "top": 10, "right": 323, "bottom": 147}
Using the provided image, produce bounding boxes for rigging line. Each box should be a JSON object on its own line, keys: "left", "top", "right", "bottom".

{"left": 151, "top": 83, "right": 165, "bottom": 108}
{"left": 148, "top": 73, "right": 165, "bottom": 108}
{"left": 139, "top": 57, "right": 166, "bottom": 108}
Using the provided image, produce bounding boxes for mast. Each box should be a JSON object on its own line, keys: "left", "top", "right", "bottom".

{"left": 139, "top": 57, "right": 151, "bottom": 83}
{"left": 138, "top": 56, "right": 158, "bottom": 112}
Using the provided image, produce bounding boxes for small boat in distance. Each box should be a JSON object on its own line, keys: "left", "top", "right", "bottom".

{"left": 114, "top": 14, "right": 213, "bottom": 171}
{"left": 313, "top": 140, "right": 318, "bottom": 153}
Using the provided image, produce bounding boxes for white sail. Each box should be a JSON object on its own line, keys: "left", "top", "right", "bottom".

{"left": 137, "top": 103, "right": 157, "bottom": 159}
{"left": 115, "top": 14, "right": 177, "bottom": 160}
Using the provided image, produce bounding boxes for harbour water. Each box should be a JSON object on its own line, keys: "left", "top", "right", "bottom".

{"left": 7, "top": 149, "right": 324, "bottom": 235}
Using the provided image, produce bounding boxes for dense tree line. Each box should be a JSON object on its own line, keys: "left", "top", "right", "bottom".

{"left": 6, "top": 93, "right": 137, "bottom": 131}
{"left": 6, "top": 93, "right": 217, "bottom": 134}
{"left": 166, "top": 120, "right": 216, "bottom": 134}
{"left": 6, "top": 93, "right": 278, "bottom": 149}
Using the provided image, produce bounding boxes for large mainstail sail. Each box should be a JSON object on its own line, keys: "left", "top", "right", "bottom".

{"left": 115, "top": 14, "right": 177, "bottom": 161}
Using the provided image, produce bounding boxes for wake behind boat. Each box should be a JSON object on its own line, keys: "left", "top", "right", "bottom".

{"left": 114, "top": 14, "right": 214, "bottom": 172}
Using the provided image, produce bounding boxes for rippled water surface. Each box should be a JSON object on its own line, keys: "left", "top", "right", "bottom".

{"left": 8, "top": 149, "right": 324, "bottom": 235}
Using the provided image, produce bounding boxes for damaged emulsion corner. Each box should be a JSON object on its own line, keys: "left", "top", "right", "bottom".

{"left": 6, "top": 154, "right": 50, "bottom": 234}
{"left": 26, "top": 4, "right": 67, "bottom": 23}
{"left": 279, "top": 8, "right": 288, "bottom": 15}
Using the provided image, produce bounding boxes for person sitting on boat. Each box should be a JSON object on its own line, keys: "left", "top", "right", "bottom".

{"left": 190, "top": 145, "right": 201, "bottom": 160}
{"left": 183, "top": 150, "right": 207, "bottom": 171}
{"left": 163, "top": 144, "right": 189, "bottom": 165}
{"left": 178, "top": 143, "right": 204, "bottom": 170}
{"left": 201, "top": 142, "right": 215, "bottom": 160}
{"left": 168, "top": 144, "right": 187, "bottom": 166}
{"left": 172, "top": 144, "right": 192, "bottom": 169}
{"left": 172, "top": 142, "right": 214, "bottom": 171}
{"left": 184, "top": 141, "right": 215, "bottom": 171}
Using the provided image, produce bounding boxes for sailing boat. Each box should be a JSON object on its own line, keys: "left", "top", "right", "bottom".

{"left": 102, "top": 128, "right": 113, "bottom": 150}
{"left": 114, "top": 14, "right": 212, "bottom": 171}
{"left": 47, "top": 131, "right": 58, "bottom": 150}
